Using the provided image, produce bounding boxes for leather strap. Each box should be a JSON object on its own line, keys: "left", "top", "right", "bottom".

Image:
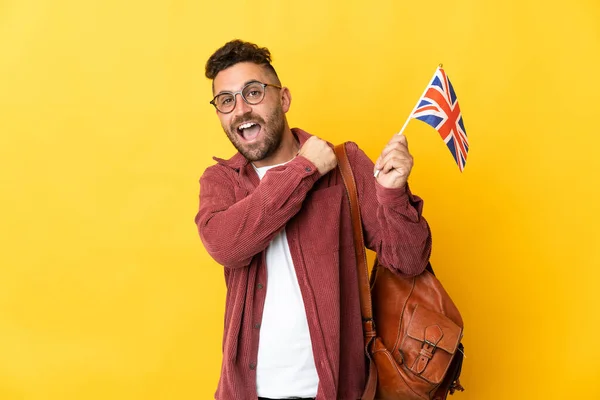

{"left": 334, "top": 143, "right": 373, "bottom": 324}
{"left": 334, "top": 143, "right": 377, "bottom": 400}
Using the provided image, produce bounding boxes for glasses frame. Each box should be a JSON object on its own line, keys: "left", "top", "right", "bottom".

{"left": 210, "top": 81, "right": 282, "bottom": 114}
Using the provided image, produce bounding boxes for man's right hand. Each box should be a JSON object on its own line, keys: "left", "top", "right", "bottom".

{"left": 297, "top": 136, "right": 337, "bottom": 176}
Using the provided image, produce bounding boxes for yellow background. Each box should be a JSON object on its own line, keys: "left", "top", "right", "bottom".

{"left": 1, "top": 0, "right": 599, "bottom": 399}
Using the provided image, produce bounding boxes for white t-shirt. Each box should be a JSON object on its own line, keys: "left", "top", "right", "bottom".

{"left": 253, "top": 163, "right": 319, "bottom": 398}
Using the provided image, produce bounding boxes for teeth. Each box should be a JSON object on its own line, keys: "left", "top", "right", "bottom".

{"left": 239, "top": 122, "right": 256, "bottom": 130}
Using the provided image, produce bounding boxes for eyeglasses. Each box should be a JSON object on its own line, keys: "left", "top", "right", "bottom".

{"left": 210, "top": 81, "right": 282, "bottom": 114}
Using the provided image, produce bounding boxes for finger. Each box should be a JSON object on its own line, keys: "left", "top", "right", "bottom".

{"left": 379, "top": 153, "right": 412, "bottom": 175}
{"left": 380, "top": 135, "right": 409, "bottom": 157}
{"left": 380, "top": 157, "right": 405, "bottom": 176}
{"left": 308, "top": 136, "right": 323, "bottom": 146}
{"left": 383, "top": 135, "right": 409, "bottom": 155}
{"left": 379, "top": 143, "right": 406, "bottom": 163}
{"left": 379, "top": 147, "right": 411, "bottom": 168}
{"left": 393, "top": 133, "right": 408, "bottom": 148}
{"left": 299, "top": 136, "right": 313, "bottom": 150}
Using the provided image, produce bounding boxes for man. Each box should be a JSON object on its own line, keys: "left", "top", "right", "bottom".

{"left": 195, "top": 40, "right": 431, "bottom": 400}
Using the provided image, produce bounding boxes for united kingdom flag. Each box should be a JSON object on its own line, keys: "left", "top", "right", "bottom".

{"left": 411, "top": 66, "right": 469, "bottom": 172}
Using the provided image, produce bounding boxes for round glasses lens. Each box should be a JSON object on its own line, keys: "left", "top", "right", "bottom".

{"left": 242, "top": 83, "right": 265, "bottom": 105}
{"left": 216, "top": 94, "right": 235, "bottom": 112}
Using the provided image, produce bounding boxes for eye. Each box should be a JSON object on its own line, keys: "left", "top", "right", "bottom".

{"left": 218, "top": 95, "right": 233, "bottom": 105}
{"left": 244, "top": 84, "right": 264, "bottom": 100}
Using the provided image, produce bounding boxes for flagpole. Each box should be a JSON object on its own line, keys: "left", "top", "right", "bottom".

{"left": 374, "top": 64, "right": 442, "bottom": 178}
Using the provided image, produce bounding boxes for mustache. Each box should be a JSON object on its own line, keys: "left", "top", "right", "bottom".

{"left": 230, "top": 112, "right": 266, "bottom": 130}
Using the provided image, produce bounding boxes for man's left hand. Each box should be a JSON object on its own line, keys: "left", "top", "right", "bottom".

{"left": 374, "top": 134, "right": 413, "bottom": 189}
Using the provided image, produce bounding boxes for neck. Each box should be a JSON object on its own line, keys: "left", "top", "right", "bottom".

{"left": 252, "top": 127, "right": 299, "bottom": 168}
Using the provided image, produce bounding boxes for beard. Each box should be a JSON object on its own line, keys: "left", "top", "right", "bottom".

{"left": 223, "top": 105, "right": 285, "bottom": 162}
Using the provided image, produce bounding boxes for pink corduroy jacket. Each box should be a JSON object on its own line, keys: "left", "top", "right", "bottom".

{"left": 195, "top": 128, "right": 432, "bottom": 400}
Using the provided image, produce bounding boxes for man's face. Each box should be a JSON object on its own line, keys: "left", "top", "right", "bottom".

{"left": 212, "top": 62, "right": 289, "bottom": 162}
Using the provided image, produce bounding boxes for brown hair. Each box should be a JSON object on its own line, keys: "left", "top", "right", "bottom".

{"left": 205, "top": 39, "right": 280, "bottom": 83}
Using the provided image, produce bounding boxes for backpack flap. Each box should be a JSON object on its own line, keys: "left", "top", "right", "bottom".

{"left": 402, "top": 304, "right": 463, "bottom": 384}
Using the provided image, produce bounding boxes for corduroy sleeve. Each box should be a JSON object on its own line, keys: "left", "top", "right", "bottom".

{"left": 346, "top": 141, "right": 432, "bottom": 277}
{"left": 195, "top": 156, "right": 320, "bottom": 269}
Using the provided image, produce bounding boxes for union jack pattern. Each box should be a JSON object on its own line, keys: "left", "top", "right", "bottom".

{"left": 412, "top": 67, "right": 469, "bottom": 171}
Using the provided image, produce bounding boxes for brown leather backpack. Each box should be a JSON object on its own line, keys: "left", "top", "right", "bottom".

{"left": 334, "top": 143, "right": 465, "bottom": 400}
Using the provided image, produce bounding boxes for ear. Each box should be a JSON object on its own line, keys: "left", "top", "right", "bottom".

{"left": 280, "top": 87, "right": 292, "bottom": 113}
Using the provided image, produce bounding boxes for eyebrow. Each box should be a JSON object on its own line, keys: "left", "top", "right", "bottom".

{"left": 215, "top": 80, "right": 262, "bottom": 96}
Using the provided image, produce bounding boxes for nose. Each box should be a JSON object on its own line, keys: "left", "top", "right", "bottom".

{"left": 232, "top": 92, "right": 252, "bottom": 115}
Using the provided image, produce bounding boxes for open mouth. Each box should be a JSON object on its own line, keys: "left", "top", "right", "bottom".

{"left": 237, "top": 122, "right": 262, "bottom": 142}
